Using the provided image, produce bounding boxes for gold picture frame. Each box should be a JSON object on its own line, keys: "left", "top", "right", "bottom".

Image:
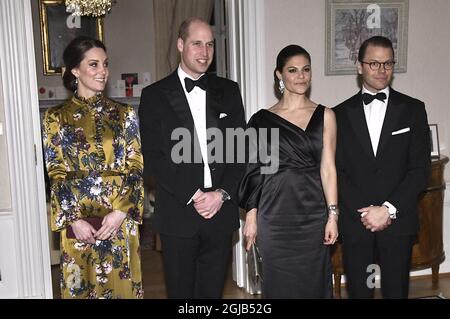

{"left": 39, "top": 0, "right": 104, "bottom": 75}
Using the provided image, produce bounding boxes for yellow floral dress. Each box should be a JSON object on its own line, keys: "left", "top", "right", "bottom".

{"left": 42, "top": 94, "right": 144, "bottom": 299}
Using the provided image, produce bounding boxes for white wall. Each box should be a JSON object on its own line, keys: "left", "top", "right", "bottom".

{"left": 263, "top": 0, "right": 450, "bottom": 181}
{"left": 102, "top": 0, "right": 156, "bottom": 89}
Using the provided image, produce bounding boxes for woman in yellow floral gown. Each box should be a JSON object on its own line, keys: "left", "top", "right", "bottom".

{"left": 42, "top": 36, "right": 144, "bottom": 299}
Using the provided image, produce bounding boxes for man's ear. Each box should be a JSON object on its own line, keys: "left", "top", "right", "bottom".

{"left": 177, "top": 38, "right": 184, "bottom": 54}
{"left": 357, "top": 62, "right": 363, "bottom": 75}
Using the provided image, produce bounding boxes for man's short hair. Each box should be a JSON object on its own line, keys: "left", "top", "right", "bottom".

{"left": 178, "top": 17, "right": 211, "bottom": 41}
{"left": 358, "top": 36, "right": 395, "bottom": 62}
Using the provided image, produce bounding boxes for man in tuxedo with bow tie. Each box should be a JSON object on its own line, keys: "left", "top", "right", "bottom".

{"left": 138, "top": 17, "right": 246, "bottom": 298}
{"left": 334, "top": 36, "right": 431, "bottom": 298}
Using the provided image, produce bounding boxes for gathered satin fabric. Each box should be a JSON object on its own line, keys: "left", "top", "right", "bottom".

{"left": 239, "top": 105, "right": 332, "bottom": 298}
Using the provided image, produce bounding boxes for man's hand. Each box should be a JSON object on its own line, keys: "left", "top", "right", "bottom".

{"left": 358, "top": 205, "right": 391, "bottom": 232}
{"left": 191, "top": 189, "right": 203, "bottom": 202}
{"left": 193, "top": 191, "right": 224, "bottom": 219}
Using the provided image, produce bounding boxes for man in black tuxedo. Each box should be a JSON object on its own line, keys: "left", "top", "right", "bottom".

{"left": 334, "top": 36, "right": 431, "bottom": 298}
{"left": 138, "top": 17, "right": 246, "bottom": 298}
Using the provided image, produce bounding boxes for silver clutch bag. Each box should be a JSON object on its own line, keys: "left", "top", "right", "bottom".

{"left": 247, "top": 243, "right": 263, "bottom": 290}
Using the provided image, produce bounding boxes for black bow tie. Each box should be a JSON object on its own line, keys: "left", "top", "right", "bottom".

{"left": 363, "top": 92, "right": 387, "bottom": 105}
{"left": 184, "top": 76, "right": 207, "bottom": 93}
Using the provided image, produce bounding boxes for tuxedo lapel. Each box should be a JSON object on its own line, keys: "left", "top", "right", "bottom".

{"left": 205, "top": 74, "right": 221, "bottom": 131}
{"left": 161, "top": 72, "right": 195, "bottom": 134}
{"left": 376, "top": 89, "right": 405, "bottom": 158}
{"left": 346, "top": 92, "right": 375, "bottom": 159}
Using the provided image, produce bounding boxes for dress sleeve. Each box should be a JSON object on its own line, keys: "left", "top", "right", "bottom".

{"left": 43, "top": 109, "right": 81, "bottom": 231}
{"left": 112, "top": 105, "right": 144, "bottom": 224}
{"left": 238, "top": 116, "right": 265, "bottom": 212}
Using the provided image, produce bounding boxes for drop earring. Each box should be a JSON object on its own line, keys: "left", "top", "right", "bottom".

{"left": 74, "top": 77, "right": 79, "bottom": 95}
{"left": 279, "top": 79, "right": 285, "bottom": 94}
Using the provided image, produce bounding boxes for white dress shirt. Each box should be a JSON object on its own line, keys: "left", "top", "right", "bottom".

{"left": 362, "top": 86, "right": 397, "bottom": 218}
{"left": 177, "top": 66, "right": 212, "bottom": 191}
{"left": 362, "top": 86, "right": 390, "bottom": 156}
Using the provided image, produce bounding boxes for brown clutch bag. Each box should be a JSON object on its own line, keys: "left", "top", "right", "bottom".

{"left": 66, "top": 217, "right": 103, "bottom": 239}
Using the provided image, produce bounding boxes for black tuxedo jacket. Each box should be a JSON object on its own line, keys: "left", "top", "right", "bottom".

{"left": 138, "top": 71, "right": 246, "bottom": 237}
{"left": 334, "top": 88, "right": 431, "bottom": 239}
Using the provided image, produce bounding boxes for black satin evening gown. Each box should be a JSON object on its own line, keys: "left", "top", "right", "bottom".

{"left": 239, "top": 105, "right": 332, "bottom": 298}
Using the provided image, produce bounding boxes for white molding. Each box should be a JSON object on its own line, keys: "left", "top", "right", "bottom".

{"left": 0, "top": 0, "right": 52, "bottom": 298}
{"left": 225, "top": 0, "right": 241, "bottom": 85}
{"left": 0, "top": 216, "right": 19, "bottom": 298}
{"left": 226, "top": 0, "right": 266, "bottom": 121}
{"left": 226, "top": 0, "right": 245, "bottom": 289}
{"left": 227, "top": 0, "right": 265, "bottom": 292}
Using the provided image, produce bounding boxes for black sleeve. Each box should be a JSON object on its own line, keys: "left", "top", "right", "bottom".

{"left": 387, "top": 102, "right": 431, "bottom": 215}
{"left": 139, "top": 87, "right": 201, "bottom": 205}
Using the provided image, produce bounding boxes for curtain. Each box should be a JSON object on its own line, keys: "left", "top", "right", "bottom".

{"left": 153, "top": 0, "right": 214, "bottom": 81}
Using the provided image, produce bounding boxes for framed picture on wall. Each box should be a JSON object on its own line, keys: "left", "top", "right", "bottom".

{"left": 325, "top": 0, "right": 409, "bottom": 75}
{"left": 38, "top": 0, "right": 104, "bottom": 75}
{"left": 429, "top": 124, "right": 440, "bottom": 158}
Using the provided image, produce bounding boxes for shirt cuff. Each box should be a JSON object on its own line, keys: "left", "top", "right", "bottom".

{"left": 382, "top": 201, "right": 397, "bottom": 219}
{"left": 187, "top": 189, "right": 202, "bottom": 205}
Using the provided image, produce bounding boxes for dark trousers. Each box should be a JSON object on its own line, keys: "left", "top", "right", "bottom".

{"left": 342, "top": 232, "right": 415, "bottom": 299}
{"left": 160, "top": 224, "right": 233, "bottom": 299}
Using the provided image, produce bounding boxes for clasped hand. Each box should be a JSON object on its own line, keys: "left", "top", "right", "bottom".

{"left": 193, "top": 190, "right": 224, "bottom": 219}
{"left": 358, "top": 205, "right": 391, "bottom": 232}
{"left": 70, "top": 210, "right": 127, "bottom": 244}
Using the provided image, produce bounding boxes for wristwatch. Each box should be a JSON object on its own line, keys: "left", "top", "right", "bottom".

{"left": 216, "top": 188, "right": 231, "bottom": 202}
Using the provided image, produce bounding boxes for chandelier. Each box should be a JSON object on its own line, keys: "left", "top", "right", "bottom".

{"left": 65, "top": 0, "right": 115, "bottom": 17}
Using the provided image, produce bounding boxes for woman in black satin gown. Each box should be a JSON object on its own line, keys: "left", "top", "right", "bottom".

{"left": 238, "top": 45, "right": 339, "bottom": 298}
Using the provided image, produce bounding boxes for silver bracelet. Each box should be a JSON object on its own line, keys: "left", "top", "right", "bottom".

{"left": 328, "top": 204, "right": 339, "bottom": 216}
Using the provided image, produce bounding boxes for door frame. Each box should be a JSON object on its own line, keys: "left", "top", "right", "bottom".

{"left": 226, "top": 0, "right": 266, "bottom": 292}
{"left": 0, "top": 0, "right": 52, "bottom": 298}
